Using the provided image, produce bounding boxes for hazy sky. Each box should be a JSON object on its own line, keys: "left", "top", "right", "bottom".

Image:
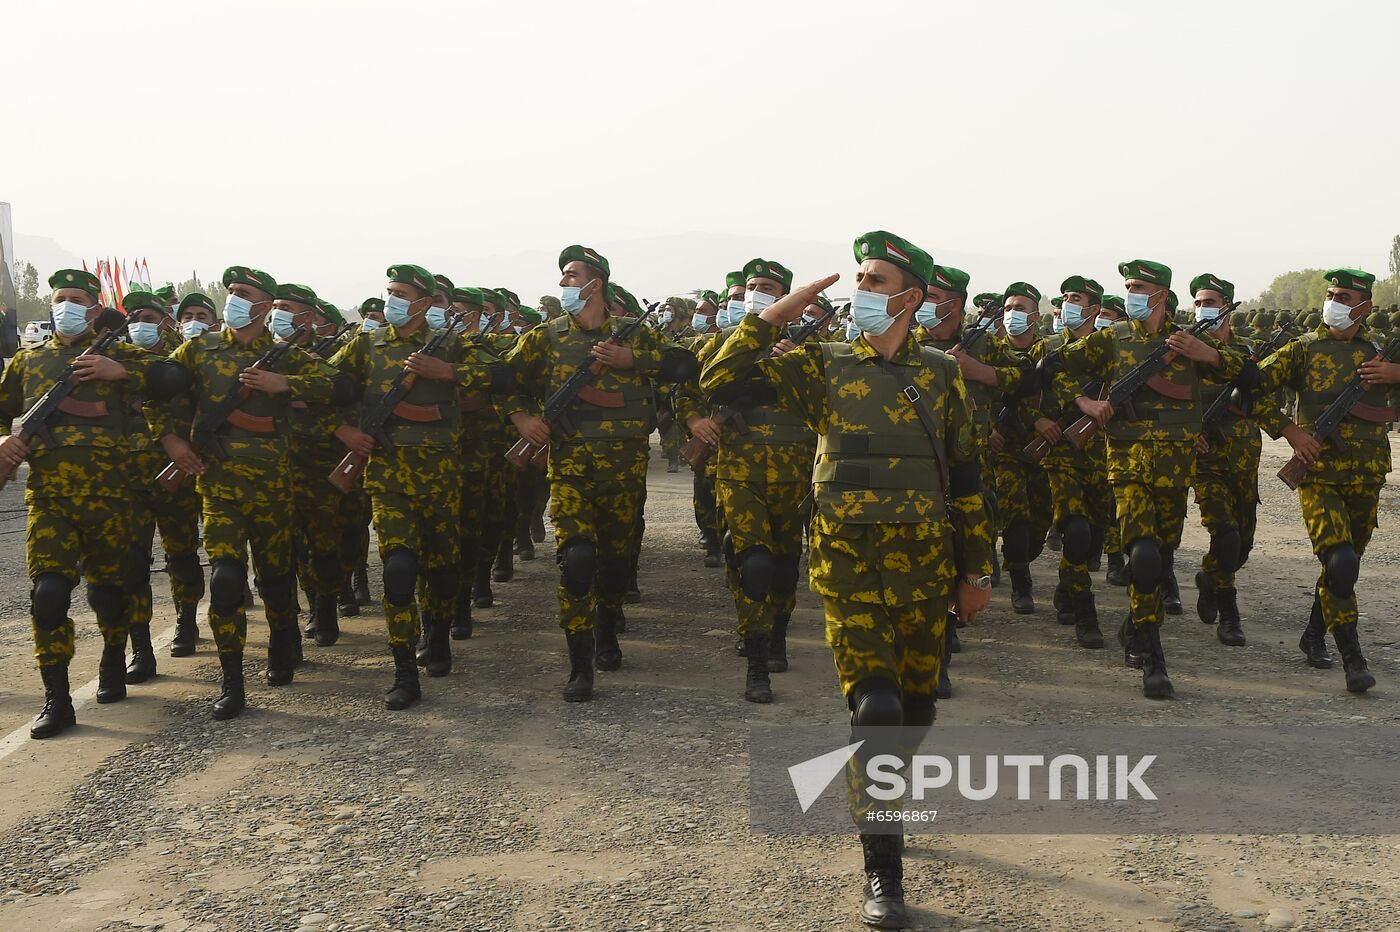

{"left": 7, "top": 0, "right": 1398, "bottom": 308}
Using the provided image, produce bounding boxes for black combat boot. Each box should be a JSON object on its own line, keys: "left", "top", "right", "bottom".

{"left": 703, "top": 537, "right": 722, "bottom": 568}
{"left": 1117, "top": 614, "right": 1144, "bottom": 669}
{"left": 625, "top": 565, "right": 641, "bottom": 604}
{"left": 384, "top": 645, "right": 422, "bottom": 710}
{"left": 1162, "top": 553, "right": 1182, "bottom": 615}
{"left": 353, "top": 564, "right": 371, "bottom": 606}
{"left": 212, "top": 651, "right": 245, "bottom": 720}
{"left": 1216, "top": 588, "right": 1246, "bottom": 646}
{"left": 125, "top": 623, "right": 157, "bottom": 683}
{"left": 169, "top": 603, "right": 199, "bottom": 657}
{"left": 450, "top": 597, "right": 473, "bottom": 640}
{"left": 314, "top": 593, "right": 340, "bottom": 647}
{"left": 1009, "top": 565, "right": 1035, "bottom": 615}
{"left": 948, "top": 614, "right": 962, "bottom": 654}
{"left": 338, "top": 576, "right": 359, "bottom": 617}
{"left": 1053, "top": 584, "right": 1074, "bottom": 625}
{"left": 1088, "top": 527, "right": 1104, "bottom": 572}
{"left": 473, "top": 560, "right": 494, "bottom": 609}
{"left": 1298, "top": 595, "right": 1333, "bottom": 669}
{"left": 1333, "top": 623, "right": 1376, "bottom": 693}
{"left": 563, "top": 631, "right": 594, "bottom": 702}
{"left": 1194, "top": 570, "right": 1218, "bottom": 624}
{"left": 265, "top": 627, "right": 295, "bottom": 687}
{"left": 768, "top": 614, "right": 790, "bottom": 673}
{"left": 299, "top": 586, "right": 314, "bottom": 636}
{"left": 492, "top": 537, "right": 514, "bottom": 583}
{"left": 96, "top": 642, "right": 128, "bottom": 703}
{"left": 1073, "top": 590, "right": 1103, "bottom": 649}
{"left": 937, "top": 626, "right": 954, "bottom": 699}
{"left": 414, "top": 624, "right": 431, "bottom": 667}
{"left": 595, "top": 609, "right": 623, "bottom": 671}
{"left": 859, "top": 833, "right": 908, "bottom": 929}
{"left": 424, "top": 615, "right": 452, "bottom": 678}
{"left": 990, "top": 548, "right": 1002, "bottom": 588}
{"left": 744, "top": 636, "right": 773, "bottom": 703}
{"left": 516, "top": 513, "right": 535, "bottom": 561}
{"left": 531, "top": 511, "right": 546, "bottom": 544}
{"left": 1139, "top": 623, "right": 1173, "bottom": 699}
{"left": 1105, "top": 551, "right": 1128, "bottom": 587}
{"left": 30, "top": 666, "right": 76, "bottom": 739}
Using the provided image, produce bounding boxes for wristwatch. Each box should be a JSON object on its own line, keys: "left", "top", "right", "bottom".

{"left": 963, "top": 574, "right": 993, "bottom": 590}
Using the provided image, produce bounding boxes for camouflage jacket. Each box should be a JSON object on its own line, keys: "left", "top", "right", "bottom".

{"left": 917, "top": 324, "right": 1035, "bottom": 441}
{"left": 454, "top": 333, "right": 507, "bottom": 474}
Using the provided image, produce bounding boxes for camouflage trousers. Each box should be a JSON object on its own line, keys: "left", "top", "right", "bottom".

{"left": 458, "top": 468, "right": 488, "bottom": 591}
{"left": 1299, "top": 481, "right": 1381, "bottom": 630}
{"left": 27, "top": 494, "right": 132, "bottom": 668}
{"left": 994, "top": 456, "right": 1051, "bottom": 570}
{"left": 338, "top": 488, "right": 372, "bottom": 574}
{"left": 1192, "top": 439, "right": 1261, "bottom": 590}
{"left": 824, "top": 592, "right": 951, "bottom": 704}
{"left": 717, "top": 478, "right": 808, "bottom": 638}
{"left": 124, "top": 483, "right": 205, "bottom": 632}
{"left": 480, "top": 450, "right": 515, "bottom": 569}
{"left": 551, "top": 449, "right": 648, "bottom": 633}
{"left": 373, "top": 489, "right": 460, "bottom": 648}
{"left": 1114, "top": 482, "right": 1189, "bottom": 627}
{"left": 203, "top": 492, "right": 297, "bottom": 653}
{"left": 1045, "top": 460, "right": 1113, "bottom": 594}
{"left": 293, "top": 454, "right": 349, "bottom": 597}
{"left": 692, "top": 469, "right": 719, "bottom": 540}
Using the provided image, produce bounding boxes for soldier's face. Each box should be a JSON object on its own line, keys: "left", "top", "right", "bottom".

{"left": 387, "top": 283, "right": 432, "bottom": 314}
{"left": 131, "top": 309, "right": 164, "bottom": 325}
{"left": 273, "top": 300, "right": 315, "bottom": 330}
{"left": 180, "top": 307, "right": 217, "bottom": 327}
{"left": 726, "top": 286, "right": 745, "bottom": 304}
{"left": 52, "top": 287, "right": 96, "bottom": 308}
{"left": 229, "top": 283, "right": 274, "bottom": 313}
{"left": 746, "top": 277, "right": 786, "bottom": 298}
{"left": 1193, "top": 289, "right": 1227, "bottom": 310}
{"left": 1124, "top": 279, "right": 1164, "bottom": 308}
{"left": 559, "top": 261, "right": 601, "bottom": 299}
{"left": 1326, "top": 286, "right": 1368, "bottom": 311}
{"left": 1064, "top": 291, "right": 1095, "bottom": 309}
{"left": 1005, "top": 295, "right": 1038, "bottom": 317}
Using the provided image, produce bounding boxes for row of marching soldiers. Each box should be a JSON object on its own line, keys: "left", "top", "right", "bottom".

{"left": 672, "top": 258, "right": 1399, "bottom": 706}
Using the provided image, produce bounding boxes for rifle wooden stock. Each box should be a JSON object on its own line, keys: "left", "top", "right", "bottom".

{"left": 155, "top": 461, "right": 190, "bottom": 494}
{"left": 505, "top": 437, "right": 548, "bottom": 470}
{"left": 680, "top": 435, "right": 715, "bottom": 469}
{"left": 328, "top": 450, "right": 368, "bottom": 494}
{"left": 1277, "top": 455, "right": 1309, "bottom": 491}
{"left": 1062, "top": 415, "right": 1100, "bottom": 449}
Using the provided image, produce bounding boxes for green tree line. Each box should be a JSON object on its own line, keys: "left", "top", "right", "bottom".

{"left": 1248, "top": 235, "right": 1400, "bottom": 310}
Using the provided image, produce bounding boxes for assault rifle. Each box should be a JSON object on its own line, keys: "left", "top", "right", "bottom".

{"left": 1062, "top": 313, "right": 1225, "bottom": 450}
{"left": 1200, "top": 320, "right": 1296, "bottom": 448}
{"left": 309, "top": 322, "right": 356, "bottom": 358}
{"left": 776, "top": 304, "right": 835, "bottom": 354}
{"left": 157, "top": 327, "right": 306, "bottom": 492}
{"left": 1277, "top": 332, "right": 1400, "bottom": 490}
{"left": 0, "top": 324, "right": 128, "bottom": 491}
{"left": 328, "top": 315, "right": 463, "bottom": 493}
{"left": 1022, "top": 379, "right": 1106, "bottom": 461}
{"left": 504, "top": 306, "right": 655, "bottom": 469}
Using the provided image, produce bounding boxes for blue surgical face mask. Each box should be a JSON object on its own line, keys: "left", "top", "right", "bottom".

{"left": 181, "top": 319, "right": 210, "bottom": 340}
{"left": 268, "top": 308, "right": 298, "bottom": 340}
{"left": 360, "top": 317, "right": 383, "bottom": 332}
{"left": 496, "top": 313, "right": 513, "bottom": 332}
{"left": 1194, "top": 306, "right": 1224, "bottom": 328}
{"left": 561, "top": 280, "right": 595, "bottom": 315}
{"left": 52, "top": 300, "right": 92, "bottom": 336}
{"left": 722, "top": 299, "right": 744, "bottom": 327}
{"left": 1093, "top": 314, "right": 1115, "bottom": 331}
{"left": 1124, "top": 291, "right": 1154, "bottom": 321}
{"left": 1005, "top": 308, "right": 1033, "bottom": 336}
{"left": 743, "top": 290, "right": 775, "bottom": 315}
{"left": 844, "top": 318, "right": 861, "bottom": 341}
{"left": 1061, "top": 300, "right": 1086, "bottom": 330}
{"left": 691, "top": 312, "right": 710, "bottom": 333}
{"left": 915, "top": 297, "right": 956, "bottom": 330}
{"left": 851, "top": 287, "right": 911, "bottom": 337}
{"left": 426, "top": 306, "right": 447, "bottom": 330}
{"left": 223, "top": 294, "right": 256, "bottom": 330}
{"left": 1051, "top": 314, "right": 1065, "bottom": 333}
{"left": 128, "top": 321, "right": 161, "bottom": 349}
{"left": 385, "top": 294, "right": 413, "bottom": 328}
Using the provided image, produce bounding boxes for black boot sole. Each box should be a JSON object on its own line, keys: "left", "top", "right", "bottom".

{"left": 211, "top": 701, "right": 244, "bottom": 721}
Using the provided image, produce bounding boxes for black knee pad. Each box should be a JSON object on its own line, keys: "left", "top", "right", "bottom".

{"left": 31, "top": 573, "right": 74, "bottom": 630}
{"left": 125, "top": 546, "right": 152, "bottom": 590}
{"left": 1323, "top": 543, "right": 1360, "bottom": 598}
{"left": 383, "top": 548, "right": 420, "bottom": 606}
{"left": 209, "top": 559, "right": 247, "bottom": 614}
{"left": 904, "top": 692, "right": 936, "bottom": 728}
{"left": 1126, "top": 538, "right": 1162, "bottom": 593}
{"left": 772, "top": 553, "right": 801, "bottom": 598}
{"left": 737, "top": 546, "right": 775, "bottom": 601}
{"left": 427, "top": 564, "right": 458, "bottom": 600}
{"left": 1002, "top": 522, "right": 1031, "bottom": 563}
{"left": 86, "top": 583, "right": 125, "bottom": 622}
{"left": 559, "top": 539, "right": 596, "bottom": 597}
{"left": 311, "top": 552, "right": 341, "bottom": 587}
{"left": 1208, "top": 526, "right": 1242, "bottom": 575}
{"left": 257, "top": 572, "right": 295, "bottom": 610}
{"left": 849, "top": 678, "right": 904, "bottom": 728}
{"left": 1061, "top": 516, "right": 1093, "bottom": 565}
{"left": 165, "top": 553, "right": 203, "bottom": 588}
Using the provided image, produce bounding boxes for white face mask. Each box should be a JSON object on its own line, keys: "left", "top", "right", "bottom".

{"left": 743, "top": 290, "right": 775, "bottom": 315}
{"left": 1322, "top": 298, "right": 1360, "bottom": 329}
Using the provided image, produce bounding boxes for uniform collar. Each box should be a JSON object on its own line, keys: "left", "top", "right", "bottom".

{"left": 850, "top": 330, "right": 923, "bottom": 365}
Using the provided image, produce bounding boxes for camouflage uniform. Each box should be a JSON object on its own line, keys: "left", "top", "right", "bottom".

{"left": 450, "top": 333, "right": 505, "bottom": 635}
{"left": 289, "top": 363, "right": 351, "bottom": 605}
{"left": 988, "top": 334, "right": 1052, "bottom": 598}
{"left": 0, "top": 334, "right": 154, "bottom": 667}
{"left": 475, "top": 329, "right": 519, "bottom": 603}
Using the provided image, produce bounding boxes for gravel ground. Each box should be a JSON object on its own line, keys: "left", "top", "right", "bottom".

{"left": 0, "top": 436, "right": 1396, "bottom": 931}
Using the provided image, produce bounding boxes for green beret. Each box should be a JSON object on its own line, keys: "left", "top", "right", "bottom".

{"left": 154, "top": 284, "right": 176, "bottom": 303}
{"left": 1101, "top": 294, "right": 1125, "bottom": 313}
{"left": 1324, "top": 268, "right": 1376, "bottom": 294}
{"left": 811, "top": 295, "right": 835, "bottom": 315}
{"left": 742, "top": 258, "right": 795, "bottom": 291}
{"left": 479, "top": 287, "right": 503, "bottom": 311}
{"left": 930, "top": 265, "right": 970, "bottom": 295}
{"left": 275, "top": 283, "right": 318, "bottom": 306}
{"left": 1059, "top": 275, "right": 1104, "bottom": 302}
{"left": 695, "top": 289, "right": 720, "bottom": 307}
{"left": 1190, "top": 273, "right": 1235, "bottom": 303}
{"left": 495, "top": 288, "right": 520, "bottom": 309}
{"left": 1051, "top": 297, "right": 1064, "bottom": 309}
{"left": 972, "top": 292, "right": 1003, "bottom": 309}
{"left": 358, "top": 297, "right": 385, "bottom": 317}
{"left": 48, "top": 268, "right": 102, "bottom": 301}
{"left": 1118, "top": 258, "right": 1172, "bottom": 288}
{"left": 1003, "top": 282, "right": 1042, "bottom": 305}
{"left": 222, "top": 265, "right": 278, "bottom": 298}
{"left": 606, "top": 283, "right": 642, "bottom": 317}
{"left": 178, "top": 293, "right": 217, "bottom": 314}
{"left": 429, "top": 274, "right": 453, "bottom": 297}
{"left": 724, "top": 270, "right": 746, "bottom": 292}
{"left": 1167, "top": 290, "right": 1180, "bottom": 312}
{"left": 451, "top": 286, "right": 485, "bottom": 308}
{"left": 315, "top": 299, "right": 345, "bottom": 326}
{"left": 385, "top": 263, "right": 435, "bottom": 296}
{"left": 558, "top": 245, "right": 610, "bottom": 279}
{"left": 852, "top": 231, "right": 934, "bottom": 287}
{"left": 122, "top": 290, "right": 169, "bottom": 316}
{"left": 520, "top": 307, "right": 543, "bottom": 324}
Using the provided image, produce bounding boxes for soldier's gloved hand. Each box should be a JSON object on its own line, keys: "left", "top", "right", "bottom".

{"left": 1282, "top": 424, "right": 1322, "bottom": 465}
{"left": 159, "top": 434, "right": 205, "bottom": 477}
{"left": 239, "top": 368, "right": 291, "bottom": 393}
{"left": 759, "top": 274, "right": 841, "bottom": 326}
{"left": 0, "top": 434, "right": 31, "bottom": 469}
{"left": 686, "top": 415, "right": 721, "bottom": 447}
{"left": 1032, "top": 417, "right": 1062, "bottom": 446}
{"left": 1359, "top": 358, "right": 1400, "bottom": 386}
{"left": 405, "top": 353, "right": 455, "bottom": 381}
{"left": 590, "top": 342, "right": 634, "bottom": 369}
{"left": 511, "top": 413, "right": 551, "bottom": 447}
{"left": 335, "top": 425, "right": 376, "bottom": 456}
{"left": 73, "top": 354, "right": 128, "bottom": 382}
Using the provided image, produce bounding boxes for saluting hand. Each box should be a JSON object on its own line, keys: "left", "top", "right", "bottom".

{"left": 759, "top": 275, "right": 841, "bottom": 326}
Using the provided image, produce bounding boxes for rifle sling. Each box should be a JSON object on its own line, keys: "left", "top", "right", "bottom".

{"left": 575, "top": 385, "right": 627, "bottom": 409}
{"left": 1144, "top": 373, "right": 1194, "bottom": 401}
{"left": 1348, "top": 401, "right": 1397, "bottom": 424}
{"left": 391, "top": 401, "right": 445, "bottom": 423}
{"left": 225, "top": 409, "right": 277, "bottom": 433}
{"left": 55, "top": 398, "right": 109, "bottom": 418}
{"left": 876, "top": 360, "right": 950, "bottom": 501}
